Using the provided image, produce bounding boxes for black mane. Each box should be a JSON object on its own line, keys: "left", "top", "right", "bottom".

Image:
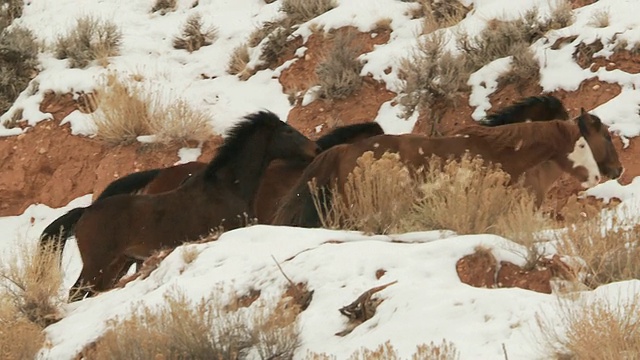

{"left": 479, "top": 95, "right": 567, "bottom": 126}
{"left": 204, "top": 111, "right": 285, "bottom": 179}
{"left": 315, "top": 122, "right": 384, "bottom": 151}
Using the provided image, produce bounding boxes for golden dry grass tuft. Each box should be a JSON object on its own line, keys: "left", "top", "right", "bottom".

{"left": 553, "top": 208, "right": 640, "bottom": 289}
{"left": 588, "top": 8, "right": 610, "bottom": 28}
{"left": 0, "top": 242, "right": 65, "bottom": 358}
{"left": 313, "top": 152, "right": 546, "bottom": 240}
{"left": 538, "top": 293, "right": 640, "bottom": 359}
{"left": 227, "top": 42, "right": 252, "bottom": 79}
{"left": 54, "top": 16, "right": 122, "bottom": 68}
{"left": 173, "top": 13, "right": 217, "bottom": 53}
{"left": 316, "top": 31, "right": 363, "bottom": 100}
{"left": 92, "top": 72, "right": 213, "bottom": 145}
{"left": 305, "top": 339, "right": 459, "bottom": 359}
{"left": 87, "top": 288, "right": 301, "bottom": 359}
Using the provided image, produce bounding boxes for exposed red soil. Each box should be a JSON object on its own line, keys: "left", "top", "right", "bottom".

{"left": 457, "top": 250, "right": 577, "bottom": 294}
{"left": 591, "top": 50, "right": 640, "bottom": 74}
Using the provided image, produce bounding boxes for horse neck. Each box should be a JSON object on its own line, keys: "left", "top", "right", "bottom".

{"left": 482, "top": 121, "right": 579, "bottom": 176}
{"left": 211, "top": 133, "right": 273, "bottom": 203}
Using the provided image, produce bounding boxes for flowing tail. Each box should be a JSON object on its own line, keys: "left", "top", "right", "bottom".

{"left": 39, "top": 207, "right": 86, "bottom": 257}
{"left": 273, "top": 146, "right": 343, "bottom": 227}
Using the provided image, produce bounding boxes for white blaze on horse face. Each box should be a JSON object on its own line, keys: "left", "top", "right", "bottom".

{"left": 568, "top": 136, "right": 601, "bottom": 188}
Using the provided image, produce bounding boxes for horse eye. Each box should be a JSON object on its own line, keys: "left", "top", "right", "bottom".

{"left": 579, "top": 144, "right": 585, "bottom": 148}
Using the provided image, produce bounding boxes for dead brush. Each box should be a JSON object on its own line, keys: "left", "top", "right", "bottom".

{"left": 0, "top": 297, "right": 45, "bottom": 360}
{"left": 281, "top": 0, "right": 337, "bottom": 25}
{"left": 0, "top": 241, "right": 64, "bottom": 329}
{"left": 419, "top": 0, "right": 471, "bottom": 34}
{"left": 398, "top": 31, "right": 470, "bottom": 123}
{"left": 537, "top": 293, "right": 640, "bottom": 359}
{"left": 148, "top": 97, "right": 214, "bottom": 145}
{"left": 151, "top": 0, "right": 177, "bottom": 14}
{"left": 86, "top": 288, "right": 302, "bottom": 360}
{"left": 402, "top": 154, "right": 544, "bottom": 237}
{"left": 0, "top": 25, "right": 39, "bottom": 118}
{"left": 498, "top": 43, "right": 541, "bottom": 91}
{"left": 312, "top": 151, "right": 420, "bottom": 235}
{"left": 553, "top": 208, "right": 640, "bottom": 289}
{"left": 316, "top": 31, "right": 363, "bottom": 100}
{"left": 305, "top": 339, "right": 460, "bottom": 360}
{"left": 227, "top": 42, "right": 251, "bottom": 79}
{"left": 259, "top": 24, "right": 295, "bottom": 68}
{"left": 0, "top": 0, "right": 23, "bottom": 28}
{"left": 173, "top": 13, "right": 217, "bottom": 53}
{"left": 54, "top": 16, "right": 122, "bottom": 68}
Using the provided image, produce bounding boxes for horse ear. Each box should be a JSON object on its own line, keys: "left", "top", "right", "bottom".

{"left": 577, "top": 111, "right": 590, "bottom": 136}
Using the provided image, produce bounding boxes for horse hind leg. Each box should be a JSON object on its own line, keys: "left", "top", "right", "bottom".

{"left": 68, "top": 254, "right": 131, "bottom": 302}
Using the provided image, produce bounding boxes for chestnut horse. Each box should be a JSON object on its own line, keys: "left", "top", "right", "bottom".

{"left": 39, "top": 122, "right": 384, "bottom": 251}
{"left": 273, "top": 117, "right": 604, "bottom": 228}
{"left": 64, "top": 111, "right": 319, "bottom": 300}
{"left": 478, "top": 104, "right": 622, "bottom": 206}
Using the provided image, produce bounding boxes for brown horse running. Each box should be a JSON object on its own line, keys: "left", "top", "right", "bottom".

{"left": 66, "top": 111, "right": 319, "bottom": 300}
{"left": 273, "top": 117, "right": 604, "bottom": 228}
{"left": 39, "top": 122, "right": 384, "bottom": 253}
{"left": 478, "top": 103, "right": 622, "bottom": 206}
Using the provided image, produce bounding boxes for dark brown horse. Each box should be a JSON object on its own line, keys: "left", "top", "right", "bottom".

{"left": 478, "top": 94, "right": 570, "bottom": 126}
{"left": 273, "top": 117, "right": 604, "bottom": 228}
{"left": 478, "top": 99, "right": 622, "bottom": 206}
{"left": 64, "top": 111, "right": 319, "bottom": 300}
{"left": 39, "top": 122, "right": 384, "bottom": 250}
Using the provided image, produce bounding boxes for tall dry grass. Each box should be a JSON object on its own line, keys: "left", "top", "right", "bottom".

{"left": 173, "top": 13, "right": 217, "bottom": 53}
{"left": 554, "top": 209, "right": 640, "bottom": 289}
{"left": 87, "top": 288, "right": 301, "bottom": 359}
{"left": 306, "top": 339, "right": 459, "bottom": 359}
{"left": 0, "top": 242, "right": 65, "bottom": 358}
{"left": 92, "top": 72, "right": 213, "bottom": 145}
{"left": 538, "top": 293, "right": 640, "bottom": 359}
{"left": 54, "top": 16, "right": 122, "bottom": 68}
{"left": 313, "top": 151, "right": 547, "bottom": 245}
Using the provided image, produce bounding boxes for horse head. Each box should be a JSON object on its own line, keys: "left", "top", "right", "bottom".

{"left": 269, "top": 123, "right": 320, "bottom": 162}
{"left": 576, "top": 108, "right": 623, "bottom": 180}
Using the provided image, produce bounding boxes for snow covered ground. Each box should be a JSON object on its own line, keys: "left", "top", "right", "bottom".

{"left": 1, "top": 0, "right": 640, "bottom": 358}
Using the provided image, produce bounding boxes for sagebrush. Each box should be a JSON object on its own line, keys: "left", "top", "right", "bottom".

{"left": 281, "top": 0, "right": 336, "bottom": 25}
{"left": 54, "top": 16, "right": 122, "bottom": 68}
{"left": 316, "top": 31, "right": 363, "bottom": 100}
{"left": 173, "top": 13, "right": 217, "bottom": 52}
{"left": 87, "top": 288, "right": 301, "bottom": 360}
{"left": 306, "top": 339, "right": 460, "bottom": 360}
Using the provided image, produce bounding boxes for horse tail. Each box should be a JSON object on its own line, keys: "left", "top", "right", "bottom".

{"left": 39, "top": 207, "right": 86, "bottom": 257}
{"left": 273, "top": 146, "right": 343, "bottom": 227}
{"left": 95, "top": 168, "right": 162, "bottom": 201}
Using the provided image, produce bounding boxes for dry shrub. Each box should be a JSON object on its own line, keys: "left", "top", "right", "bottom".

{"left": 173, "top": 13, "right": 217, "bottom": 53}
{"left": 0, "top": 297, "right": 45, "bottom": 360}
{"left": 306, "top": 339, "right": 459, "bottom": 360}
{"left": 55, "top": 16, "right": 122, "bottom": 68}
{"left": 151, "top": 0, "right": 176, "bottom": 14}
{"left": 0, "top": 0, "right": 23, "bottom": 29}
{"left": 313, "top": 152, "right": 544, "bottom": 239}
{"left": 88, "top": 288, "right": 301, "bottom": 360}
{"left": 281, "top": 0, "right": 337, "bottom": 25}
{"left": 93, "top": 73, "right": 213, "bottom": 145}
{"left": 227, "top": 42, "right": 252, "bottom": 79}
{"left": 588, "top": 8, "right": 610, "bottom": 28}
{"left": 498, "top": 43, "right": 541, "bottom": 90}
{"left": 554, "top": 209, "right": 640, "bottom": 289}
{"left": 538, "top": 294, "right": 640, "bottom": 359}
{"left": 313, "top": 151, "right": 419, "bottom": 235}
{"left": 404, "top": 154, "right": 543, "bottom": 236}
{"left": 0, "top": 242, "right": 64, "bottom": 329}
{"left": 0, "top": 25, "right": 39, "bottom": 120}
{"left": 316, "top": 31, "right": 363, "bottom": 100}
{"left": 259, "top": 24, "right": 295, "bottom": 67}
{"left": 419, "top": 0, "right": 471, "bottom": 34}
{"left": 398, "top": 32, "right": 469, "bottom": 128}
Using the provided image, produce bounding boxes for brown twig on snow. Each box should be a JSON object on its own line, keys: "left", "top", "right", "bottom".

{"left": 335, "top": 280, "right": 398, "bottom": 336}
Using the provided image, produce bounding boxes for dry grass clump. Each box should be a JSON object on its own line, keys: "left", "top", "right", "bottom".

{"left": 173, "top": 13, "right": 217, "bottom": 53}
{"left": 398, "top": 32, "right": 469, "bottom": 128}
{"left": 553, "top": 209, "right": 640, "bottom": 289}
{"left": 498, "top": 43, "right": 541, "bottom": 89}
{"left": 281, "top": 0, "right": 337, "bottom": 25}
{"left": 538, "top": 294, "right": 640, "bottom": 359}
{"left": 419, "top": 0, "right": 471, "bottom": 34}
{"left": 313, "top": 151, "right": 419, "bottom": 235}
{"left": 0, "top": 25, "right": 39, "bottom": 120}
{"left": 0, "top": 0, "right": 23, "bottom": 29}
{"left": 93, "top": 73, "right": 213, "bottom": 145}
{"left": 54, "top": 16, "right": 122, "bottom": 68}
{"left": 0, "top": 242, "right": 64, "bottom": 359}
{"left": 316, "top": 31, "right": 363, "bottom": 100}
{"left": 87, "top": 288, "right": 301, "bottom": 360}
{"left": 227, "top": 42, "right": 251, "bottom": 78}
{"left": 306, "top": 339, "right": 459, "bottom": 359}
{"left": 259, "top": 24, "right": 295, "bottom": 67}
{"left": 588, "top": 8, "right": 610, "bottom": 28}
{"left": 151, "top": 0, "right": 177, "bottom": 14}
{"left": 314, "top": 152, "right": 545, "bottom": 238}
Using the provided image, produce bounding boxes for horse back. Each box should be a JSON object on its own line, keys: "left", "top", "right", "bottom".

{"left": 143, "top": 161, "right": 207, "bottom": 195}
